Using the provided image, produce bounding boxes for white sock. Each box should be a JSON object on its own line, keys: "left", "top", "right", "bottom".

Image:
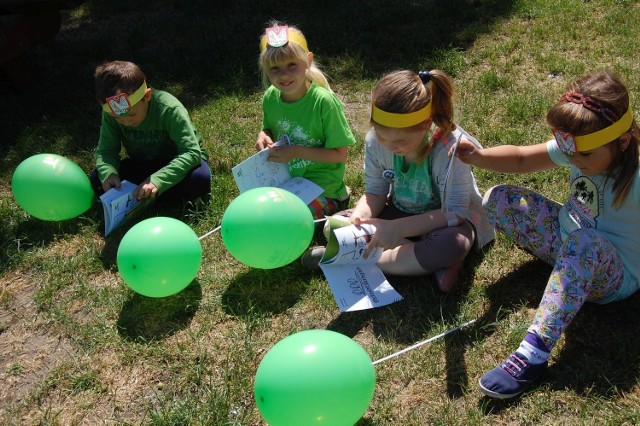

{"left": 517, "top": 340, "right": 550, "bottom": 365}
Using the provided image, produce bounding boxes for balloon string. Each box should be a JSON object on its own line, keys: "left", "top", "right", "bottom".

{"left": 198, "top": 225, "right": 221, "bottom": 240}
{"left": 198, "top": 217, "right": 321, "bottom": 240}
{"left": 371, "top": 319, "right": 476, "bottom": 366}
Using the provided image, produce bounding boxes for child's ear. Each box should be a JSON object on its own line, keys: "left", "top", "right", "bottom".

{"left": 418, "top": 118, "right": 433, "bottom": 131}
{"left": 620, "top": 132, "right": 632, "bottom": 151}
{"left": 307, "top": 51, "right": 314, "bottom": 64}
{"left": 144, "top": 88, "right": 152, "bottom": 101}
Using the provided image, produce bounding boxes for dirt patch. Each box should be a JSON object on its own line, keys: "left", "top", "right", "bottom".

{"left": 0, "top": 273, "right": 76, "bottom": 418}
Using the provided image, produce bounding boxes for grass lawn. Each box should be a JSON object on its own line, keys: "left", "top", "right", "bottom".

{"left": 2, "top": 0, "right": 640, "bottom": 424}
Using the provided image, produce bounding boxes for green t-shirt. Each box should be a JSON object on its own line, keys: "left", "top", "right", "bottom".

{"left": 96, "top": 89, "right": 208, "bottom": 194}
{"left": 261, "top": 82, "right": 355, "bottom": 199}
{"left": 392, "top": 153, "right": 439, "bottom": 214}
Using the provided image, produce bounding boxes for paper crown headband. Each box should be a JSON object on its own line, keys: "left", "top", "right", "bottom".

{"left": 260, "top": 25, "right": 309, "bottom": 53}
{"left": 371, "top": 101, "right": 432, "bottom": 128}
{"left": 102, "top": 81, "right": 148, "bottom": 117}
{"left": 552, "top": 101, "right": 633, "bottom": 156}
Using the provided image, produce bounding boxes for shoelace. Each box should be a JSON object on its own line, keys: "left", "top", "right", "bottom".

{"left": 501, "top": 353, "right": 528, "bottom": 377}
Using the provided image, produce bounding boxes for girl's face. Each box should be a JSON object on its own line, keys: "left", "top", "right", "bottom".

{"left": 266, "top": 54, "right": 311, "bottom": 102}
{"left": 373, "top": 121, "right": 430, "bottom": 157}
{"left": 569, "top": 141, "right": 619, "bottom": 176}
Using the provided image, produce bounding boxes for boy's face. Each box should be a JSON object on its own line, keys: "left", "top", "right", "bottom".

{"left": 106, "top": 88, "right": 152, "bottom": 128}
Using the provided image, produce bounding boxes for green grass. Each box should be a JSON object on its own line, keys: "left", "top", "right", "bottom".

{"left": 2, "top": 0, "right": 640, "bottom": 424}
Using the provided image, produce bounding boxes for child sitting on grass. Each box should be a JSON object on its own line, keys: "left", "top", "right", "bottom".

{"left": 255, "top": 22, "right": 356, "bottom": 220}
{"left": 90, "top": 60, "right": 211, "bottom": 206}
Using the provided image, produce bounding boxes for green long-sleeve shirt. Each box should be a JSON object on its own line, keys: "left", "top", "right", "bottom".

{"left": 96, "top": 89, "right": 208, "bottom": 194}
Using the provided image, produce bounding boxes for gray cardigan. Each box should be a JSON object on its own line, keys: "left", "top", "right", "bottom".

{"left": 363, "top": 126, "right": 495, "bottom": 250}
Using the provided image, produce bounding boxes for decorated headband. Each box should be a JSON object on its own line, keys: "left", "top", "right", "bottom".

{"left": 259, "top": 25, "right": 309, "bottom": 53}
{"left": 552, "top": 92, "right": 633, "bottom": 155}
{"left": 102, "top": 81, "right": 148, "bottom": 117}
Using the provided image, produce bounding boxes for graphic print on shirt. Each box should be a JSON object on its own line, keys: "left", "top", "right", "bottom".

{"left": 276, "top": 118, "right": 321, "bottom": 171}
{"left": 565, "top": 176, "right": 600, "bottom": 229}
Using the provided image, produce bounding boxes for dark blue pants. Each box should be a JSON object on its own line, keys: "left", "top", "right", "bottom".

{"left": 90, "top": 158, "right": 211, "bottom": 205}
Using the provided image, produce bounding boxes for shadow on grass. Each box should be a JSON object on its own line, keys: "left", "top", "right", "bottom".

{"left": 220, "top": 264, "right": 310, "bottom": 319}
{"left": 477, "top": 263, "right": 640, "bottom": 413}
{"left": 473, "top": 257, "right": 553, "bottom": 339}
{"left": 0, "top": 0, "right": 519, "bottom": 169}
{"left": 327, "top": 246, "right": 490, "bottom": 398}
{"left": 0, "top": 0, "right": 520, "bottom": 275}
{"left": 117, "top": 280, "right": 202, "bottom": 343}
{"left": 549, "top": 292, "right": 640, "bottom": 396}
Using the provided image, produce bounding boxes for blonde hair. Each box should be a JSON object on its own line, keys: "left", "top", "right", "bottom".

{"left": 547, "top": 72, "right": 639, "bottom": 208}
{"left": 258, "top": 22, "right": 330, "bottom": 91}
{"left": 371, "top": 69, "right": 455, "bottom": 162}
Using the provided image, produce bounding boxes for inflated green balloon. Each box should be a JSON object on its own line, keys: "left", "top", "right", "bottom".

{"left": 117, "top": 217, "right": 202, "bottom": 298}
{"left": 221, "top": 187, "right": 314, "bottom": 269}
{"left": 11, "top": 153, "right": 94, "bottom": 221}
{"left": 254, "top": 330, "right": 376, "bottom": 426}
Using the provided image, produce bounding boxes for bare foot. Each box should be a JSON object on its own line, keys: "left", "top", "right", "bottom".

{"left": 434, "top": 260, "right": 464, "bottom": 292}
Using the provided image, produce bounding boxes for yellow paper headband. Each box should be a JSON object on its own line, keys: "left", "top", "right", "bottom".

{"left": 102, "top": 81, "right": 148, "bottom": 116}
{"left": 371, "top": 102, "right": 432, "bottom": 128}
{"left": 574, "top": 106, "right": 633, "bottom": 150}
{"left": 260, "top": 25, "right": 309, "bottom": 53}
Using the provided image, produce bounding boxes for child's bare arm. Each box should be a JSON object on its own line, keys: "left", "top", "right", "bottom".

{"left": 267, "top": 145, "right": 347, "bottom": 163}
{"left": 455, "top": 139, "right": 556, "bottom": 173}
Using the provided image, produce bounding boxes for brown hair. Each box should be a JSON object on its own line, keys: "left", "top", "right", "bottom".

{"left": 547, "top": 72, "right": 639, "bottom": 208}
{"left": 94, "top": 60, "right": 146, "bottom": 102}
{"left": 371, "top": 69, "right": 455, "bottom": 162}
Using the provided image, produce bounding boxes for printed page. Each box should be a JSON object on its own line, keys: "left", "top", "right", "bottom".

{"left": 321, "top": 222, "right": 382, "bottom": 266}
{"left": 278, "top": 177, "right": 323, "bottom": 205}
{"left": 232, "top": 148, "right": 290, "bottom": 192}
{"left": 99, "top": 180, "right": 140, "bottom": 236}
{"left": 317, "top": 217, "right": 404, "bottom": 311}
{"left": 319, "top": 262, "right": 404, "bottom": 312}
{"left": 232, "top": 148, "right": 323, "bottom": 204}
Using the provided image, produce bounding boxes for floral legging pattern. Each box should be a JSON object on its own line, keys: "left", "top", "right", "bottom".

{"left": 483, "top": 185, "right": 624, "bottom": 351}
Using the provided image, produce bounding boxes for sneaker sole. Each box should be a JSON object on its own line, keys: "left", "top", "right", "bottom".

{"left": 478, "top": 379, "right": 523, "bottom": 399}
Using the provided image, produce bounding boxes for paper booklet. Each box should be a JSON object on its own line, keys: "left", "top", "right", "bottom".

{"left": 232, "top": 145, "right": 323, "bottom": 205}
{"left": 319, "top": 216, "right": 404, "bottom": 312}
{"left": 99, "top": 180, "right": 143, "bottom": 236}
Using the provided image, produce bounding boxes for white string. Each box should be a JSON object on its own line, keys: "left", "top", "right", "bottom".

{"left": 372, "top": 319, "right": 476, "bottom": 366}
{"left": 441, "top": 131, "right": 462, "bottom": 212}
{"left": 198, "top": 225, "right": 221, "bottom": 240}
{"left": 197, "top": 217, "right": 323, "bottom": 241}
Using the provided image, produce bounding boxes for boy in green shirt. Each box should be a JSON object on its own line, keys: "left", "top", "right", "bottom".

{"left": 90, "top": 60, "right": 210, "bottom": 205}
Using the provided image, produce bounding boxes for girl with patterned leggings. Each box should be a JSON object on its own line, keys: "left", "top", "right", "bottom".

{"left": 455, "top": 72, "right": 640, "bottom": 398}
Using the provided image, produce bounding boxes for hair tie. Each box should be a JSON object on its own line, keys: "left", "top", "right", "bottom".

{"left": 418, "top": 70, "right": 431, "bottom": 84}
{"left": 560, "top": 91, "right": 618, "bottom": 123}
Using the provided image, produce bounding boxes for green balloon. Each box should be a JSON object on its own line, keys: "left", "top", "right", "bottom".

{"left": 11, "top": 153, "right": 94, "bottom": 221}
{"left": 254, "top": 330, "right": 376, "bottom": 426}
{"left": 221, "top": 187, "right": 314, "bottom": 269}
{"left": 117, "top": 217, "right": 202, "bottom": 298}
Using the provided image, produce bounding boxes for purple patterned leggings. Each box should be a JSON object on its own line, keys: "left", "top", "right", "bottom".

{"left": 483, "top": 185, "right": 624, "bottom": 351}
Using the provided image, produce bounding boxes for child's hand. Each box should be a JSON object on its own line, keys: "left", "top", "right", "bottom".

{"left": 357, "top": 218, "right": 400, "bottom": 259}
{"left": 102, "top": 174, "right": 121, "bottom": 192}
{"left": 452, "top": 137, "right": 479, "bottom": 164}
{"left": 256, "top": 131, "right": 274, "bottom": 151}
{"left": 135, "top": 179, "right": 158, "bottom": 200}
{"left": 267, "top": 145, "right": 297, "bottom": 163}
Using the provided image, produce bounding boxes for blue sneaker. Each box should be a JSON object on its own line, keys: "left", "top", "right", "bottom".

{"left": 478, "top": 351, "right": 547, "bottom": 399}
